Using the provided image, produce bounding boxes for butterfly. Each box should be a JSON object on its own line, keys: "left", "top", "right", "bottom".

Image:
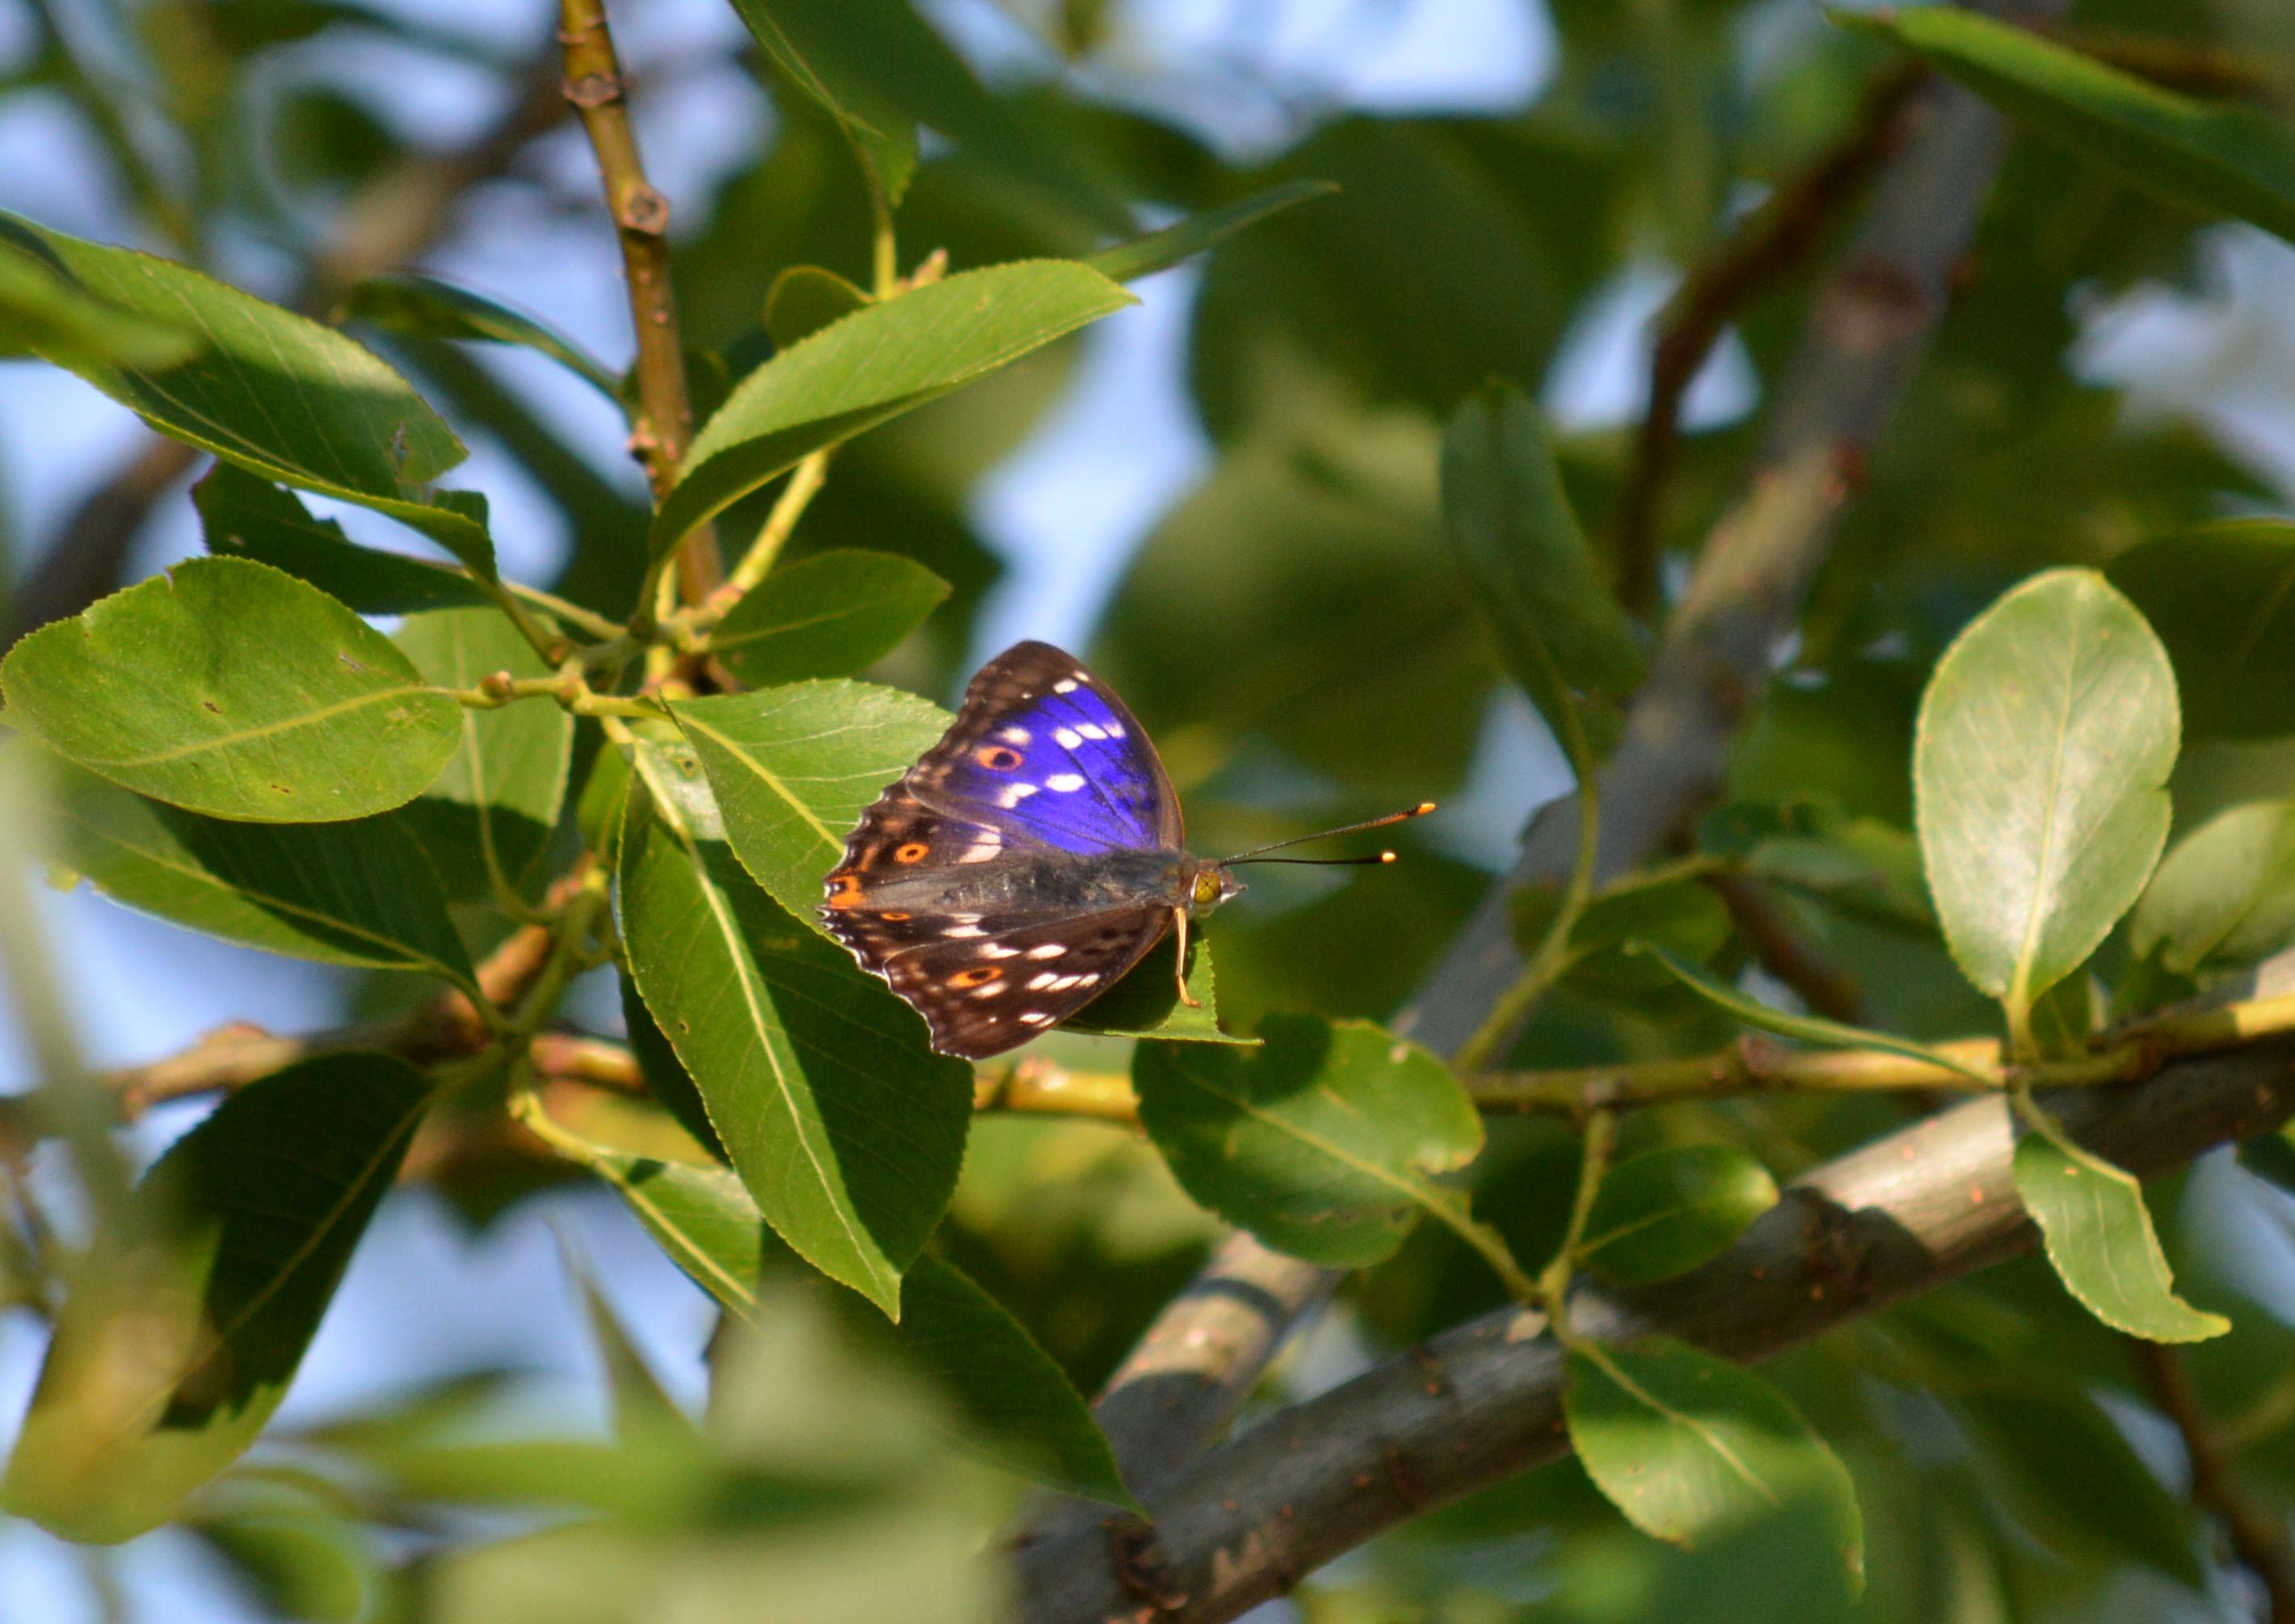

{"left": 820, "top": 639, "right": 1433, "bottom": 1058}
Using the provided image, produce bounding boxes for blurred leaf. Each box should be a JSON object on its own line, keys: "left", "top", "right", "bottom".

{"left": 1843, "top": 7, "right": 2295, "bottom": 246}
{"left": 1132, "top": 1013, "right": 1482, "bottom": 1267}
{"left": 764, "top": 265, "right": 873, "bottom": 348}
{"left": 564, "top": 1256, "right": 688, "bottom": 1441}
{"left": 0, "top": 558, "right": 461, "bottom": 822}
{"left": 726, "top": 0, "right": 921, "bottom": 203}
{"left": 1441, "top": 381, "right": 1644, "bottom": 763}
{"left": 2109, "top": 520, "right": 2295, "bottom": 741}
{"left": 1914, "top": 570, "right": 2177, "bottom": 1034}
{"left": 1708, "top": 804, "right": 1936, "bottom": 935}
{"left": 618, "top": 748, "right": 971, "bottom": 1316}
{"left": 0, "top": 212, "right": 495, "bottom": 573}
{"left": 2133, "top": 799, "right": 2295, "bottom": 974}
{"left": 668, "top": 681, "right": 949, "bottom": 930}
{"left": 46, "top": 756, "right": 474, "bottom": 989}
{"left": 1564, "top": 1336, "right": 1863, "bottom": 1584}
{"left": 583, "top": 1152, "right": 1131, "bottom": 1505}
{"left": 1512, "top": 870, "right": 1733, "bottom": 993}
{"left": 2012, "top": 1124, "right": 2228, "bottom": 1342}
{"left": 341, "top": 273, "right": 619, "bottom": 398}
{"left": 196, "top": 465, "right": 492, "bottom": 614}
{"left": 2, "top": 1054, "right": 430, "bottom": 1542}
{"left": 393, "top": 608, "right": 574, "bottom": 905}
{"left": 1087, "top": 179, "right": 1338, "bottom": 283}
{"left": 1579, "top": 1146, "right": 1779, "bottom": 1285}
{"left": 1630, "top": 943, "right": 1994, "bottom": 1083}
{"left": 654, "top": 262, "right": 1132, "bottom": 553}
{"left": 186, "top": 1479, "right": 379, "bottom": 1624}
{"left": 708, "top": 550, "right": 950, "bottom": 688}
{"left": 0, "top": 238, "right": 198, "bottom": 368}
{"left": 1957, "top": 1387, "right": 2204, "bottom": 1583}
{"left": 2239, "top": 1126, "right": 2295, "bottom": 1201}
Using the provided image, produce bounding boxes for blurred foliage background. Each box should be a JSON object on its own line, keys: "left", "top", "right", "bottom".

{"left": 8, "top": 0, "right": 2295, "bottom": 1620}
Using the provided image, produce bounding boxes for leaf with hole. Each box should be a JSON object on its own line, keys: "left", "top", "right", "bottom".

{"left": 617, "top": 746, "right": 971, "bottom": 1316}
{"left": 2012, "top": 1117, "right": 2227, "bottom": 1343}
{"left": 1564, "top": 1336, "right": 1863, "bottom": 1584}
{"left": 0, "top": 212, "right": 494, "bottom": 574}
{"left": 1132, "top": 1014, "right": 1482, "bottom": 1267}
{"left": 45, "top": 756, "right": 474, "bottom": 990}
{"left": 0, "top": 557, "right": 462, "bottom": 822}
{"left": 196, "top": 466, "right": 492, "bottom": 615}
{"left": 393, "top": 608, "right": 574, "bottom": 906}
{"left": 2, "top": 1054, "right": 432, "bottom": 1543}
{"left": 2108, "top": 520, "right": 2295, "bottom": 741}
{"left": 1578, "top": 1145, "right": 1779, "bottom": 1285}
{"left": 707, "top": 550, "right": 950, "bottom": 688}
{"left": 1842, "top": 7, "right": 2295, "bottom": 248}
{"left": 1914, "top": 569, "right": 2178, "bottom": 1036}
{"left": 652, "top": 263, "right": 1132, "bottom": 554}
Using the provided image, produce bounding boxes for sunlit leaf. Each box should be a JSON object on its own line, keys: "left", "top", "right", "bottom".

{"left": 0, "top": 558, "right": 461, "bottom": 822}
{"left": 1579, "top": 1145, "right": 1779, "bottom": 1285}
{"left": 0, "top": 237, "right": 198, "bottom": 369}
{"left": 1132, "top": 1013, "right": 1482, "bottom": 1266}
{"left": 2012, "top": 1120, "right": 2228, "bottom": 1343}
{"left": 196, "top": 465, "right": 492, "bottom": 615}
{"left": 340, "top": 273, "right": 618, "bottom": 398}
{"left": 706, "top": 550, "right": 950, "bottom": 688}
{"left": 1914, "top": 570, "right": 2177, "bottom": 1034}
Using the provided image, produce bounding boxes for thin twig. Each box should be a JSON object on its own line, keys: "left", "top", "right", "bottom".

{"left": 2131, "top": 1340, "right": 2295, "bottom": 1622}
{"left": 1703, "top": 870, "right": 1868, "bottom": 1025}
{"left": 557, "top": 0, "right": 718, "bottom": 607}
{"left": 1610, "top": 61, "right": 1927, "bottom": 617}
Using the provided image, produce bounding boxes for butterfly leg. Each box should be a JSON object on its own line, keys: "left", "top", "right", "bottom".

{"left": 1170, "top": 905, "right": 1202, "bottom": 1008}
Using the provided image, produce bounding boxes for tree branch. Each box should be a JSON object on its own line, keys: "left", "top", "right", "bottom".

{"left": 557, "top": 0, "right": 718, "bottom": 608}
{"left": 1018, "top": 962, "right": 2295, "bottom": 1624}
{"left": 2131, "top": 1340, "right": 2295, "bottom": 1623}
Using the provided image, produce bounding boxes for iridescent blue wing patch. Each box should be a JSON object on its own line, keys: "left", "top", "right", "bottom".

{"left": 905, "top": 641, "right": 1181, "bottom": 856}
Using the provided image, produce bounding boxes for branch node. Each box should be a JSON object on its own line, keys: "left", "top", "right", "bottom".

{"left": 563, "top": 70, "right": 621, "bottom": 109}
{"left": 617, "top": 183, "right": 670, "bottom": 236}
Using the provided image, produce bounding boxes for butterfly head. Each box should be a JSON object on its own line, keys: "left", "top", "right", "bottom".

{"left": 1187, "top": 862, "right": 1246, "bottom": 915}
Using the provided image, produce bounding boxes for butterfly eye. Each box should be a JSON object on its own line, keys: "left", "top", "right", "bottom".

{"left": 894, "top": 842, "right": 930, "bottom": 864}
{"left": 974, "top": 746, "right": 1025, "bottom": 771}
{"left": 1193, "top": 872, "right": 1220, "bottom": 905}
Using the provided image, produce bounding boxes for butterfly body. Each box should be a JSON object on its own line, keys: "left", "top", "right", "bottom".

{"left": 822, "top": 641, "right": 1240, "bottom": 1058}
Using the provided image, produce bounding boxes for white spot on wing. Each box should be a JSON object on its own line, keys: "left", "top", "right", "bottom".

{"left": 999, "top": 726, "right": 1030, "bottom": 744}
{"left": 1027, "top": 944, "right": 1066, "bottom": 960}
{"left": 1105, "top": 724, "right": 1126, "bottom": 738}
{"left": 959, "top": 842, "right": 1002, "bottom": 863}
{"left": 1053, "top": 728, "right": 1083, "bottom": 750}
{"left": 1046, "top": 773, "right": 1084, "bottom": 793}
{"left": 971, "top": 983, "right": 1005, "bottom": 999}
{"left": 1075, "top": 973, "right": 1101, "bottom": 987}
{"left": 1053, "top": 679, "right": 1079, "bottom": 693}
{"left": 982, "top": 945, "right": 1018, "bottom": 959}
{"left": 1076, "top": 723, "right": 1106, "bottom": 741}
{"left": 1000, "top": 784, "right": 1038, "bottom": 807}
{"left": 1020, "top": 1010, "right": 1055, "bottom": 1024}
{"left": 945, "top": 925, "right": 985, "bottom": 939}
{"left": 1027, "top": 973, "right": 1059, "bottom": 989}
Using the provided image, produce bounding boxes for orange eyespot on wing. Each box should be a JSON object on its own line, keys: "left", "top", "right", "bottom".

{"left": 825, "top": 872, "right": 865, "bottom": 908}
{"left": 974, "top": 745, "right": 1024, "bottom": 771}
{"left": 894, "top": 841, "right": 930, "bottom": 864}
{"left": 881, "top": 911, "right": 911, "bottom": 922}
{"left": 949, "top": 965, "right": 1001, "bottom": 989}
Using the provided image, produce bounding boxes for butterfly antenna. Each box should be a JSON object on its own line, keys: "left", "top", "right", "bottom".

{"left": 1221, "top": 802, "right": 1435, "bottom": 867}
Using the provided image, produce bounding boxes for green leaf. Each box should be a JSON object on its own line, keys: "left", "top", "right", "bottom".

{"left": 2, "top": 1054, "right": 431, "bottom": 1542}
{"left": 1512, "top": 870, "right": 1733, "bottom": 994}
{"left": 2108, "top": 520, "right": 2295, "bottom": 741}
{"left": 1913, "top": 569, "right": 2178, "bottom": 1035}
{"left": 0, "top": 212, "right": 495, "bottom": 574}
{"left": 617, "top": 748, "right": 971, "bottom": 1316}
{"left": 2012, "top": 1117, "right": 2228, "bottom": 1343}
{"left": 1629, "top": 942, "right": 1996, "bottom": 1084}
{"left": 619, "top": 972, "right": 727, "bottom": 1163}
{"left": 392, "top": 609, "right": 575, "bottom": 906}
{"left": 1564, "top": 1337, "right": 1862, "bottom": 1584}
{"left": 196, "top": 465, "right": 493, "bottom": 615}
{"left": 339, "top": 273, "right": 619, "bottom": 398}
{"left": 45, "top": 757, "right": 475, "bottom": 990}
{"left": 1440, "top": 380, "right": 1645, "bottom": 765}
{"left": 1132, "top": 1013, "right": 1482, "bottom": 1267}
{"left": 667, "top": 681, "right": 948, "bottom": 930}
{"left": 1061, "top": 928, "right": 1249, "bottom": 1046}
{"left": 1087, "top": 179, "right": 1340, "bottom": 284}
{"left": 1579, "top": 1146, "right": 1779, "bottom": 1286}
{"left": 763, "top": 265, "right": 873, "bottom": 350}
{"left": 725, "top": 0, "right": 921, "bottom": 203}
{"left": 652, "top": 262, "right": 1132, "bottom": 554}
{"left": 1841, "top": 7, "right": 2295, "bottom": 248}
{"left": 1956, "top": 1389, "right": 2204, "bottom": 1584}
{"left": 586, "top": 1152, "right": 1131, "bottom": 1506}
{"left": 0, "top": 558, "right": 462, "bottom": 823}
{"left": 2133, "top": 800, "right": 2295, "bottom": 975}
{"left": 707, "top": 550, "right": 951, "bottom": 688}
{"left": 0, "top": 238, "right": 199, "bottom": 369}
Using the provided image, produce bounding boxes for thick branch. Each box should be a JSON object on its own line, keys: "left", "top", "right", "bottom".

{"left": 1019, "top": 996, "right": 2295, "bottom": 1622}
{"left": 557, "top": 0, "right": 718, "bottom": 605}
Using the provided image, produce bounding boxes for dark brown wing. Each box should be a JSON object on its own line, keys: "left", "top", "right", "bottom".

{"left": 874, "top": 907, "right": 1171, "bottom": 1059}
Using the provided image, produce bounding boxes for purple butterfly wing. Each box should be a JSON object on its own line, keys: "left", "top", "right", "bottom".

{"left": 905, "top": 641, "right": 1181, "bottom": 855}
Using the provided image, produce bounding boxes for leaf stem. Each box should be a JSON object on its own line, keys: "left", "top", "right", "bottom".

{"left": 1536, "top": 1107, "right": 1616, "bottom": 1340}
{"left": 504, "top": 580, "right": 625, "bottom": 642}
{"left": 1455, "top": 688, "right": 1602, "bottom": 1073}
{"left": 674, "top": 449, "right": 832, "bottom": 641}
{"left": 557, "top": 0, "right": 720, "bottom": 607}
